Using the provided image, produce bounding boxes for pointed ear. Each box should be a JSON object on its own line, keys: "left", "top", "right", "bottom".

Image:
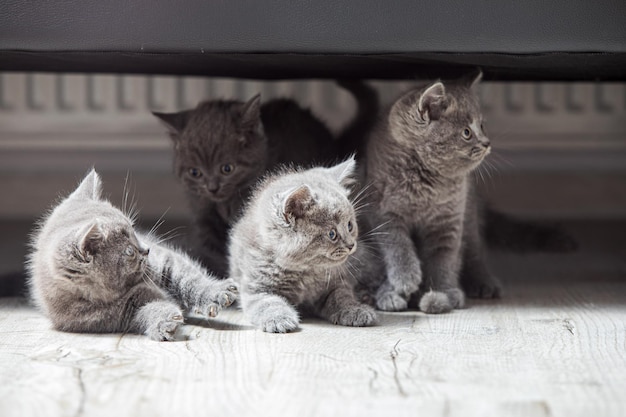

{"left": 240, "top": 94, "right": 262, "bottom": 129}
{"left": 281, "top": 185, "right": 314, "bottom": 224}
{"left": 71, "top": 169, "right": 102, "bottom": 201}
{"left": 470, "top": 69, "right": 483, "bottom": 90}
{"left": 78, "top": 221, "right": 105, "bottom": 260}
{"left": 417, "top": 82, "right": 447, "bottom": 122}
{"left": 326, "top": 156, "right": 357, "bottom": 188}
{"left": 152, "top": 110, "right": 192, "bottom": 137}
{"left": 459, "top": 68, "right": 483, "bottom": 92}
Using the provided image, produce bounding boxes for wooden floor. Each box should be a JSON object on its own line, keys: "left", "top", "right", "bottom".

{"left": 0, "top": 279, "right": 624, "bottom": 416}
{"left": 0, "top": 221, "right": 625, "bottom": 417}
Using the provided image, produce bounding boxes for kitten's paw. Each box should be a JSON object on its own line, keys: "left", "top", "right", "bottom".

{"left": 419, "top": 291, "right": 453, "bottom": 314}
{"left": 464, "top": 277, "right": 502, "bottom": 299}
{"left": 147, "top": 313, "right": 184, "bottom": 342}
{"left": 195, "top": 279, "right": 239, "bottom": 318}
{"left": 330, "top": 304, "right": 377, "bottom": 327}
{"left": 213, "top": 279, "right": 239, "bottom": 308}
{"left": 376, "top": 290, "right": 408, "bottom": 311}
{"left": 445, "top": 288, "right": 466, "bottom": 309}
{"left": 261, "top": 313, "right": 299, "bottom": 334}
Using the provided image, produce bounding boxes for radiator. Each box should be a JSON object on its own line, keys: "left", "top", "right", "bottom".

{"left": 0, "top": 74, "right": 625, "bottom": 219}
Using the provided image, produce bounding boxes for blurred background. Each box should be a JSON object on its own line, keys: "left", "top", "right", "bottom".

{"left": 1, "top": 74, "right": 625, "bottom": 292}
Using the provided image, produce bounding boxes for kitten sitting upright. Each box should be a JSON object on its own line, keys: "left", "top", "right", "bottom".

{"left": 27, "top": 170, "right": 238, "bottom": 341}
{"left": 228, "top": 157, "right": 377, "bottom": 333}
{"left": 362, "top": 71, "right": 501, "bottom": 314}
{"left": 153, "top": 95, "right": 337, "bottom": 277}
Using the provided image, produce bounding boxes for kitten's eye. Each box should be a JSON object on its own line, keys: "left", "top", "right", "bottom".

{"left": 462, "top": 128, "right": 472, "bottom": 140}
{"left": 221, "top": 164, "right": 234, "bottom": 175}
{"left": 328, "top": 229, "right": 338, "bottom": 241}
{"left": 124, "top": 246, "right": 135, "bottom": 257}
{"left": 347, "top": 221, "right": 353, "bottom": 232}
{"left": 189, "top": 168, "right": 202, "bottom": 178}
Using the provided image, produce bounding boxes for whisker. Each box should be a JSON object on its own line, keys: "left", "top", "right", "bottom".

{"left": 148, "top": 208, "right": 172, "bottom": 237}
{"left": 490, "top": 151, "right": 515, "bottom": 168}
{"left": 366, "top": 220, "right": 392, "bottom": 234}
{"left": 153, "top": 226, "right": 187, "bottom": 245}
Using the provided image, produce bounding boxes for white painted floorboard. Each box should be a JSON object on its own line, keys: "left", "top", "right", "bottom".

{"left": 0, "top": 278, "right": 624, "bottom": 417}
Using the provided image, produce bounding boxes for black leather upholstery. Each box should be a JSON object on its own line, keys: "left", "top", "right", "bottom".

{"left": 1, "top": 0, "right": 625, "bottom": 80}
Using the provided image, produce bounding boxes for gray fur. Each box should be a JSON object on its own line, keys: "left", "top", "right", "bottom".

{"left": 153, "top": 96, "right": 336, "bottom": 277}
{"left": 361, "top": 72, "right": 501, "bottom": 314}
{"left": 228, "top": 157, "right": 377, "bottom": 333}
{"left": 26, "top": 169, "right": 238, "bottom": 341}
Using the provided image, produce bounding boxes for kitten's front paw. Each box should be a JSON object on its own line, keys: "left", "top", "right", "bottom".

{"left": 147, "top": 312, "right": 184, "bottom": 342}
{"left": 464, "top": 276, "right": 502, "bottom": 299}
{"left": 257, "top": 305, "right": 299, "bottom": 333}
{"left": 261, "top": 314, "right": 299, "bottom": 334}
{"left": 195, "top": 279, "right": 239, "bottom": 318}
{"left": 330, "top": 304, "right": 377, "bottom": 327}
{"left": 213, "top": 279, "right": 239, "bottom": 308}
{"left": 419, "top": 291, "right": 453, "bottom": 314}
{"left": 376, "top": 290, "right": 408, "bottom": 311}
{"left": 445, "top": 288, "right": 465, "bottom": 309}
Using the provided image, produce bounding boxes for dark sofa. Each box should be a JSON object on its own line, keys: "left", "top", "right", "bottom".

{"left": 1, "top": 0, "right": 625, "bottom": 80}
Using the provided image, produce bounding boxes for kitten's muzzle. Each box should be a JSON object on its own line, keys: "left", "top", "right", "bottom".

{"left": 330, "top": 243, "right": 357, "bottom": 260}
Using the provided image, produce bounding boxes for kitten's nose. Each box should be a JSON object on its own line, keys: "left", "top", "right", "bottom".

{"left": 346, "top": 243, "right": 355, "bottom": 251}
{"left": 140, "top": 247, "right": 150, "bottom": 256}
{"left": 481, "top": 138, "right": 491, "bottom": 148}
{"left": 206, "top": 180, "right": 220, "bottom": 193}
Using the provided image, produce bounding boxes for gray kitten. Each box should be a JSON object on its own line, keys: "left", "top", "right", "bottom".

{"left": 153, "top": 95, "right": 337, "bottom": 277}
{"left": 27, "top": 169, "right": 238, "bottom": 341}
{"left": 362, "top": 71, "right": 501, "bottom": 314}
{"left": 228, "top": 157, "right": 377, "bottom": 333}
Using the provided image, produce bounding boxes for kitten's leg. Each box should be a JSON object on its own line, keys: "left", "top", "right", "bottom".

{"left": 196, "top": 233, "right": 229, "bottom": 278}
{"left": 132, "top": 300, "right": 185, "bottom": 342}
{"left": 242, "top": 291, "right": 300, "bottom": 333}
{"left": 144, "top": 239, "right": 238, "bottom": 319}
{"left": 461, "top": 235, "right": 502, "bottom": 299}
{"left": 124, "top": 285, "right": 184, "bottom": 341}
{"left": 418, "top": 227, "right": 465, "bottom": 314}
{"left": 375, "top": 220, "right": 422, "bottom": 311}
{"left": 461, "top": 193, "right": 502, "bottom": 299}
{"left": 316, "top": 284, "right": 377, "bottom": 327}
{"left": 53, "top": 283, "right": 183, "bottom": 341}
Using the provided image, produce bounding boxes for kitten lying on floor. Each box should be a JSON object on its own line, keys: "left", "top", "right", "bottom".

{"left": 152, "top": 82, "right": 377, "bottom": 277}
{"left": 228, "top": 157, "right": 377, "bottom": 333}
{"left": 360, "top": 71, "right": 499, "bottom": 313}
{"left": 27, "top": 170, "right": 238, "bottom": 341}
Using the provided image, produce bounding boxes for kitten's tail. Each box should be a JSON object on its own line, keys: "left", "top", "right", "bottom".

{"left": 484, "top": 209, "right": 578, "bottom": 253}
{"left": 335, "top": 80, "right": 379, "bottom": 159}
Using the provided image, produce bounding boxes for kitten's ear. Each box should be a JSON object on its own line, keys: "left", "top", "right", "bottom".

{"left": 78, "top": 221, "right": 105, "bottom": 260}
{"left": 152, "top": 110, "right": 192, "bottom": 136}
{"left": 461, "top": 68, "right": 483, "bottom": 91}
{"left": 71, "top": 169, "right": 103, "bottom": 201}
{"left": 282, "top": 185, "right": 314, "bottom": 224}
{"left": 241, "top": 94, "right": 262, "bottom": 128}
{"left": 417, "top": 82, "right": 447, "bottom": 122}
{"left": 327, "top": 156, "right": 357, "bottom": 188}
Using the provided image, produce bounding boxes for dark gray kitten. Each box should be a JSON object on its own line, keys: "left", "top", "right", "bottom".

{"left": 228, "top": 157, "right": 377, "bottom": 333}
{"left": 27, "top": 170, "right": 238, "bottom": 341}
{"left": 362, "top": 72, "right": 501, "bottom": 314}
{"left": 153, "top": 95, "right": 338, "bottom": 277}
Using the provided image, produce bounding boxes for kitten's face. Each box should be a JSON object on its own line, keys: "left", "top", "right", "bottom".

{"left": 70, "top": 222, "right": 150, "bottom": 295}
{"left": 156, "top": 98, "right": 267, "bottom": 203}
{"left": 279, "top": 182, "right": 358, "bottom": 268}
{"left": 298, "top": 204, "right": 358, "bottom": 267}
{"left": 390, "top": 80, "right": 490, "bottom": 177}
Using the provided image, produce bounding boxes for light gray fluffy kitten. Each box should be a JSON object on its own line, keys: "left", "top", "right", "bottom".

{"left": 361, "top": 71, "right": 501, "bottom": 314}
{"left": 27, "top": 169, "right": 238, "bottom": 341}
{"left": 228, "top": 157, "right": 377, "bottom": 333}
